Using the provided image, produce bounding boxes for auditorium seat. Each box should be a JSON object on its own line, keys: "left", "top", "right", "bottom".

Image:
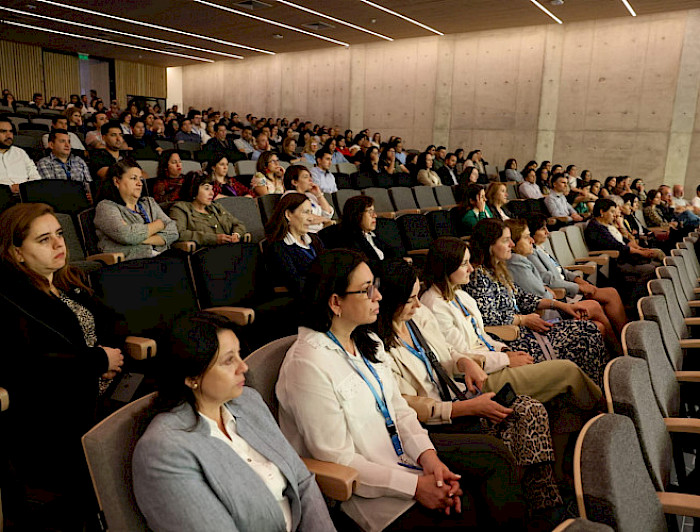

{"left": 434, "top": 185, "right": 458, "bottom": 208}
{"left": 333, "top": 172, "right": 354, "bottom": 189}
{"left": 412, "top": 186, "right": 442, "bottom": 212}
{"left": 136, "top": 160, "right": 159, "bottom": 179}
{"left": 388, "top": 187, "right": 421, "bottom": 215}
{"left": 548, "top": 230, "right": 598, "bottom": 283}
{"left": 362, "top": 187, "right": 397, "bottom": 217}
{"left": 335, "top": 162, "right": 357, "bottom": 175}
{"left": 54, "top": 212, "right": 122, "bottom": 276}
{"left": 19, "top": 179, "right": 91, "bottom": 216}
{"left": 256, "top": 193, "right": 281, "bottom": 226}
{"left": 235, "top": 160, "right": 257, "bottom": 176}
{"left": 155, "top": 140, "right": 175, "bottom": 151}
{"left": 354, "top": 172, "right": 374, "bottom": 190}
{"left": 333, "top": 189, "right": 361, "bottom": 215}
{"left": 217, "top": 196, "right": 265, "bottom": 243}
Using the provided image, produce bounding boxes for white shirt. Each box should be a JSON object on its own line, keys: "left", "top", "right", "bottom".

{"left": 281, "top": 190, "right": 333, "bottom": 233}
{"left": 0, "top": 146, "right": 41, "bottom": 186}
{"left": 364, "top": 232, "right": 384, "bottom": 260}
{"left": 192, "top": 124, "right": 211, "bottom": 144}
{"left": 310, "top": 166, "right": 338, "bottom": 194}
{"left": 277, "top": 328, "right": 433, "bottom": 532}
{"left": 519, "top": 181, "right": 543, "bottom": 200}
{"left": 674, "top": 196, "right": 688, "bottom": 207}
{"left": 282, "top": 231, "right": 312, "bottom": 248}
{"left": 692, "top": 197, "right": 700, "bottom": 209}
{"left": 200, "top": 408, "right": 292, "bottom": 532}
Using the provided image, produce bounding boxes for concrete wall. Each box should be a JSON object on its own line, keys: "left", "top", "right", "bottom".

{"left": 175, "top": 9, "right": 700, "bottom": 191}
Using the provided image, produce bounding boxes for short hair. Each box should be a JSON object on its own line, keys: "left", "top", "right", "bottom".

{"left": 264, "top": 192, "right": 310, "bottom": 242}
{"left": 0, "top": 115, "right": 16, "bottom": 134}
{"left": 98, "top": 159, "right": 142, "bottom": 205}
{"left": 48, "top": 129, "right": 69, "bottom": 144}
{"left": 352, "top": 133, "right": 368, "bottom": 145}
{"left": 436, "top": 145, "right": 446, "bottom": 152}
{"left": 315, "top": 148, "right": 331, "bottom": 162}
{"left": 32, "top": 92, "right": 42, "bottom": 100}
{"left": 342, "top": 195, "right": 374, "bottom": 234}
{"left": 283, "top": 164, "right": 311, "bottom": 191}
{"left": 178, "top": 171, "right": 214, "bottom": 202}
{"left": 423, "top": 237, "right": 468, "bottom": 302}
{"left": 566, "top": 164, "right": 576, "bottom": 173}
{"left": 462, "top": 183, "right": 485, "bottom": 207}
{"left": 696, "top": 184, "right": 700, "bottom": 195}
{"left": 445, "top": 152, "right": 456, "bottom": 161}
{"left": 51, "top": 115, "right": 67, "bottom": 126}
{"left": 592, "top": 198, "right": 617, "bottom": 217}
{"left": 187, "top": 110, "right": 201, "bottom": 120}
{"left": 621, "top": 193, "right": 638, "bottom": 205}
{"left": 101, "top": 120, "right": 122, "bottom": 136}
{"left": 524, "top": 213, "right": 548, "bottom": 236}
{"left": 242, "top": 125, "right": 253, "bottom": 133}
{"left": 551, "top": 174, "right": 567, "bottom": 185}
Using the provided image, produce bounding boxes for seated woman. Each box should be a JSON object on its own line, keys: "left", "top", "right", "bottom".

{"left": 460, "top": 184, "right": 492, "bottom": 235}
{"left": 0, "top": 203, "right": 124, "bottom": 528}
{"left": 504, "top": 219, "right": 622, "bottom": 355}
{"left": 95, "top": 160, "right": 178, "bottom": 260}
{"left": 152, "top": 150, "right": 184, "bottom": 203}
{"left": 169, "top": 171, "right": 246, "bottom": 247}
{"left": 379, "top": 144, "right": 408, "bottom": 176}
{"left": 282, "top": 165, "right": 334, "bottom": 233}
{"left": 133, "top": 312, "right": 333, "bottom": 532}
{"left": 486, "top": 182, "right": 511, "bottom": 221}
{"left": 277, "top": 250, "right": 528, "bottom": 532}
{"left": 502, "top": 158, "right": 522, "bottom": 183}
{"left": 630, "top": 178, "right": 647, "bottom": 203}
{"left": 621, "top": 193, "right": 672, "bottom": 254}
{"left": 377, "top": 260, "right": 563, "bottom": 514}
{"left": 415, "top": 152, "right": 441, "bottom": 186}
{"left": 359, "top": 145, "right": 382, "bottom": 181}
{"left": 207, "top": 152, "right": 253, "bottom": 198}
{"left": 599, "top": 176, "right": 616, "bottom": 199}
{"left": 323, "top": 137, "right": 348, "bottom": 165}
{"left": 279, "top": 137, "right": 302, "bottom": 164}
{"left": 251, "top": 151, "right": 284, "bottom": 197}
{"left": 301, "top": 137, "right": 319, "bottom": 165}
{"left": 263, "top": 193, "right": 324, "bottom": 295}
{"left": 466, "top": 219, "right": 608, "bottom": 385}
{"left": 572, "top": 181, "right": 596, "bottom": 215}
{"left": 643, "top": 188, "right": 678, "bottom": 230}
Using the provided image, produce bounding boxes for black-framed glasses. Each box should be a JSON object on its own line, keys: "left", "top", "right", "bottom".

{"left": 345, "top": 278, "right": 380, "bottom": 300}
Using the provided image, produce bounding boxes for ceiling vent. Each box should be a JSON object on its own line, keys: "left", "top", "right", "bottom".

{"left": 234, "top": 0, "right": 272, "bottom": 10}
{"left": 301, "top": 21, "right": 335, "bottom": 31}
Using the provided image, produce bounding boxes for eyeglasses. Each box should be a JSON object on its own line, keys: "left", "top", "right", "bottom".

{"left": 345, "top": 278, "right": 380, "bottom": 300}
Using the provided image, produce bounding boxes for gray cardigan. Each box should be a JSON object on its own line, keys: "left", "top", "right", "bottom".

{"left": 94, "top": 198, "right": 178, "bottom": 260}
{"left": 527, "top": 245, "right": 581, "bottom": 298}
{"left": 506, "top": 253, "right": 549, "bottom": 298}
{"left": 132, "top": 387, "right": 335, "bottom": 532}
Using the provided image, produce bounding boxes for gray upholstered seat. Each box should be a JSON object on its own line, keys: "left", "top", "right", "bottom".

{"left": 664, "top": 255, "right": 698, "bottom": 302}
{"left": 562, "top": 224, "right": 611, "bottom": 279}
{"left": 637, "top": 295, "right": 685, "bottom": 371}
{"left": 676, "top": 242, "right": 700, "bottom": 280}
{"left": 648, "top": 278, "right": 692, "bottom": 340}
{"left": 549, "top": 230, "right": 600, "bottom": 283}
{"left": 552, "top": 518, "right": 613, "bottom": 531}
{"left": 656, "top": 265, "right": 695, "bottom": 319}
{"left": 216, "top": 196, "right": 265, "bottom": 244}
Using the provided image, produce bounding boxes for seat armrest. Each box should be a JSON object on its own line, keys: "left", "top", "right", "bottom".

{"left": 301, "top": 457, "right": 358, "bottom": 502}
{"left": 694, "top": 287, "right": 700, "bottom": 295}
{"left": 576, "top": 255, "right": 608, "bottom": 266}
{"left": 588, "top": 249, "right": 621, "bottom": 259}
{"left": 419, "top": 206, "right": 442, "bottom": 213}
{"left": 664, "top": 417, "right": 700, "bottom": 435}
{"left": 243, "top": 233, "right": 252, "bottom": 243}
{"left": 684, "top": 317, "right": 700, "bottom": 326}
{"left": 205, "top": 306, "right": 255, "bottom": 326}
{"left": 675, "top": 371, "right": 700, "bottom": 383}
{"left": 124, "top": 336, "right": 157, "bottom": 361}
{"left": 407, "top": 249, "right": 429, "bottom": 256}
{"left": 86, "top": 252, "right": 124, "bottom": 265}
{"left": 680, "top": 339, "right": 700, "bottom": 349}
{"left": 658, "top": 492, "right": 700, "bottom": 518}
{"left": 688, "top": 300, "right": 700, "bottom": 308}
{"left": 565, "top": 264, "right": 596, "bottom": 275}
{"left": 0, "top": 386, "right": 8, "bottom": 412}
{"left": 273, "top": 286, "right": 290, "bottom": 294}
{"left": 484, "top": 325, "right": 519, "bottom": 341}
{"left": 396, "top": 208, "right": 422, "bottom": 215}
{"left": 172, "top": 241, "right": 197, "bottom": 253}
{"left": 549, "top": 287, "right": 566, "bottom": 300}
{"left": 376, "top": 211, "right": 397, "bottom": 219}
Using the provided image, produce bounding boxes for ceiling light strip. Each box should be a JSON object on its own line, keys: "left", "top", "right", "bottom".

{"left": 2, "top": 20, "right": 215, "bottom": 62}
{"left": 275, "top": 0, "right": 393, "bottom": 41}
{"left": 528, "top": 0, "right": 563, "bottom": 24}
{"left": 358, "top": 0, "right": 443, "bottom": 36}
{"left": 0, "top": 6, "right": 243, "bottom": 59}
{"left": 192, "top": 0, "right": 350, "bottom": 47}
{"left": 620, "top": 0, "right": 637, "bottom": 16}
{"left": 34, "top": 0, "right": 274, "bottom": 54}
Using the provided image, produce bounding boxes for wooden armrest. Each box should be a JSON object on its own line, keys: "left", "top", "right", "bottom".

{"left": 576, "top": 255, "right": 608, "bottom": 266}
{"left": 407, "top": 249, "right": 429, "bottom": 256}
{"left": 124, "top": 336, "right": 157, "bottom": 361}
{"left": 680, "top": 339, "right": 700, "bottom": 349}
{"left": 86, "top": 252, "right": 124, "bottom": 265}
{"left": 588, "top": 250, "right": 620, "bottom": 259}
{"left": 273, "top": 286, "right": 289, "bottom": 294}
{"left": 658, "top": 492, "right": 700, "bottom": 518}
{"left": 688, "top": 300, "right": 700, "bottom": 308}
{"left": 376, "top": 211, "right": 397, "bottom": 219}
{"left": 441, "top": 203, "right": 459, "bottom": 210}
{"left": 301, "top": 457, "right": 358, "bottom": 501}
{"left": 549, "top": 287, "right": 566, "bottom": 299}
{"left": 484, "top": 325, "right": 519, "bottom": 341}
{"left": 419, "top": 206, "right": 442, "bottom": 213}
{"left": 243, "top": 233, "right": 251, "bottom": 243}
{"left": 565, "top": 264, "right": 596, "bottom": 275}
{"left": 206, "top": 306, "right": 255, "bottom": 326}
{"left": 0, "top": 386, "right": 8, "bottom": 412}
{"left": 647, "top": 226, "right": 666, "bottom": 233}
{"left": 694, "top": 287, "right": 700, "bottom": 295}
{"left": 684, "top": 317, "right": 700, "bottom": 326}
{"left": 402, "top": 256, "right": 413, "bottom": 264}
{"left": 172, "top": 241, "right": 197, "bottom": 253}
{"left": 676, "top": 371, "right": 700, "bottom": 383}
{"left": 664, "top": 417, "right": 700, "bottom": 435}
{"left": 396, "top": 208, "right": 422, "bottom": 215}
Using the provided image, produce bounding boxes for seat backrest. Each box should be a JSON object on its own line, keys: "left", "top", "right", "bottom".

{"left": 82, "top": 392, "right": 158, "bottom": 532}
{"left": 136, "top": 160, "right": 159, "bottom": 179}
{"left": 334, "top": 173, "right": 355, "bottom": 190}
{"left": 575, "top": 414, "right": 666, "bottom": 531}
{"left": 426, "top": 209, "right": 453, "bottom": 239}
{"left": 412, "top": 186, "right": 439, "bottom": 209}
{"left": 621, "top": 320, "right": 679, "bottom": 419}
{"left": 156, "top": 139, "right": 175, "bottom": 151}
{"left": 433, "top": 185, "right": 456, "bottom": 207}
{"left": 0, "top": 184, "right": 14, "bottom": 213}
{"left": 30, "top": 117, "right": 53, "bottom": 128}
{"left": 505, "top": 182, "right": 519, "bottom": 200}
{"left": 333, "top": 189, "right": 361, "bottom": 216}
{"left": 181, "top": 160, "right": 202, "bottom": 174}
{"left": 12, "top": 134, "right": 38, "bottom": 149}
{"left": 8, "top": 115, "right": 28, "bottom": 128}
{"left": 256, "top": 193, "right": 281, "bottom": 226}
{"left": 354, "top": 172, "right": 374, "bottom": 189}
{"left": 549, "top": 230, "right": 577, "bottom": 267}
{"left": 55, "top": 212, "right": 86, "bottom": 261}
{"left": 20, "top": 179, "right": 91, "bottom": 215}
{"left": 647, "top": 278, "right": 688, "bottom": 340}
{"left": 389, "top": 187, "right": 418, "bottom": 212}
{"left": 604, "top": 356, "right": 672, "bottom": 492}
{"left": 374, "top": 217, "right": 407, "bottom": 257}
{"left": 663, "top": 256, "right": 694, "bottom": 302}
{"left": 363, "top": 187, "right": 394, "bottom": 214}
{"left": 637, "top": 296, "right": 684, "bottom": 371}
{"left": 236, "top": 160, "right": 257, "bottom": 176}
{"left": 217, "top": 196, "right": 265, "bottom": 243}
{"left": 563, "top": 225, "right": 589, "bottom": 259}
{"left": 656, "top": 265, "right": 691, "bottom": 316}
{"left": 336, "top": 162, "right": 358, "bottom": 175}
{"left": 676, "top": 242, "right": 700, "bottom": 276}
{"left": 178, "top": 141, "right": 201, "bottom": 154}
{"left": 245, "top": 336, "right": 297, "bottom": 420}
{"left": 673, "top": 247, "right": 699, "bottom": 280}
{"left": 374, "top": 173, "right": 393, "bottom": 189}
{"left": 77, "top": 207, "right": 100, "bottom": 255}
{"left": 397, "top": 213, "right": 432, "bottom": 251}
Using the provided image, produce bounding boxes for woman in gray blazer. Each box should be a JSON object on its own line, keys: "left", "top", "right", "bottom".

{"left": 132, "top": 312, "right": 334, "bottom": 532}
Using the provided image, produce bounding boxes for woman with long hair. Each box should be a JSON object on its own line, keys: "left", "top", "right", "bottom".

{"left": 486, "top": 182, "right": 511, "bottom": 221}
{"left": 279, "top": 137, "right": 302, "bottom": 164}
{"left": 459, "top": 184, "right": 492, "bottom": 235}
{"left": 251, "top": 151, "right": 285, "bottom": 197}
{"left": 152, "top": 150, "right": 184, "bottom": 203}
{"left": 415, "top": 151, "right": 440, "bottom": 187}
{"left": 282, "top": 165, "right": 334, "bottom": 233}
{"left": 206, "top": 152, "right": 253, "bottom": 198}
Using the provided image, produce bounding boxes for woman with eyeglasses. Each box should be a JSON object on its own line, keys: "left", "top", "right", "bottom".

{"left": 277, "top": 250, "right": 527, "bottom": 532}
{"left": 301, "top": 137, "right": 319, "bottom": 165}
{"left": 251, "top": 151, "right": 284, "bottom": 197}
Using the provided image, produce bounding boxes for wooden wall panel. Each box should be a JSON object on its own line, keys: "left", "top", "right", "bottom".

{"left": 115, "top": 60, "right": 167, "bottom": 106}
{"left": 43, "top": 51, "right": 80, "bottom": 101}
{"left": 0, "top": 41, "right": 43, "bottom": 101}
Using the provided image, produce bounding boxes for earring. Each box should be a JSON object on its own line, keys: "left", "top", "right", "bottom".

{"left": 192, "top": 382, "right": 199, "bottom": 390}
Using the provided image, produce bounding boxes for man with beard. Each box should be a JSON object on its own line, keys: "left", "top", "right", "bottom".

{"left": 0, "top": 115, "right": 40, "bottom": 193}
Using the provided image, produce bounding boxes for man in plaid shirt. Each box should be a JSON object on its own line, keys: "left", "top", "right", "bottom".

{"left": 36, "top": 129, "right": 93, "bottom": 200}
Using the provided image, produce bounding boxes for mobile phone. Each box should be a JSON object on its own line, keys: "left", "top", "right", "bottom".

{"left": 493, "top": 382, "right": 517, "bottom": 408}
{"left": 545, "top": 318, "right": 560, "bottom": 324}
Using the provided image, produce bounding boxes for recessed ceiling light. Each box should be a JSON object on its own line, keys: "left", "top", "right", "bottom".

{"left": 34, "top": 0, "right": 275, "bottom": 54}
{"left": 272, "top": 33, "right": 283, "bottom": 39}
{"left": 192, "top": 0, "right": 350, "bottom": 47}
{"left": 358, "top": 0, "right": 443, "bottom": 36}
{"left": 529, "top": 0, "right": 563, "bottom": 24}
{"left": 621, "top": 0, "right": 637, "bottom": 16}
{"left": 275, "top": 0, "right": 393, "bottom": 41}
{"left": 0, "top": 6, "right": 244, "bottom": 59}
{"left": 550, "top": 0, "right": 564, "bottom": 5}
{"left": 1, "top": 20, "right": 215, "bottom": 62}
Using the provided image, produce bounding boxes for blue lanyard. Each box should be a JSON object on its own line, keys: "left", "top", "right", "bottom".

{"left": 298, "top": 243, "right": 317, "bottom": 260}
{"left": 57, "top": 159, "right": 72, "bottom": 181}
{"left": 451, "top": 298, "right": 495, "bottom": 351}
{"left": 130, "top": 202, "right": 151, "bottom": 224}
{"left": 325, "top": 331, "right": 421, "bottom": 470}
{"left": 401, "top": 325, "right": 437, "bottom": 386}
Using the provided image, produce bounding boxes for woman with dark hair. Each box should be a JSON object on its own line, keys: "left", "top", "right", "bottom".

{"left": 263, "top": 193, "right": 324, "bottom": 295}
{"left": 118, "top": 110, "right": 132, "bottom": 136}
{"left": 169, "top": 171, "right": 246, "bottom": 246}
{"left": 460, "top": 184, "right": 492, "bottom": 235}
{"left": 485, "top": 182, "right": 511, "bottom": 221}
{"left": 252, "top": 151, "right": 285, "bottom": 197}
{"left": 0, "top": 203, "right": 124, "bottom": 528}
{"left": 207, "top": 152, "right": 253, "bottom": 198}
{"left": 643, "top": 188, "right": 675, "bottom": 229}
{"left": 503, "top": 159, "right": 521, "bottom": 183}
{"left": 415, "top": 151, "right": 440, "bottom": 186}
{"left": 630, "top": 178, "right": 646, "bottom": 203}
{"left": 279, "top": 137, "right": 302, "bottom": 164}
{"left": 133, "top": 311, "right": 334, "bottom": 532}
{"left": 589, "top": 179, "right": 601, "bottom": 199}
{"left": 164, "top": 118, "right": 179, "bottom": 140}
{"left": 360, "top": 145, "right": 382, "bottom": 179}
{"left": 600, "top": 176, "right": 616, "bottom": 199}
{"left": 465, "top": 219, "right": 608, "bottom": 385}
{"left": 376, "top": 260, "right": 564, "bottom": 514}
{"left": 620, "top": 193, "right": 672, "bottom": 253}
{"left": 535, "top": 167, "right": 550, "bottom": 196}
{"left": 152, "top": 150, "right": 184, "bottom": 203}
{"left": 282, "top": 165, "right": 334, "bottom": 233}
{"left": 380, "top": 143, "right": 408, "bottom": 175}
{"left": 461, "top": 166, "right": 480, "bottom": 186}
{"left": 322, "top": 137, "right": 348, "bottom": 165}
{"left": 277, "top": 250, "right": 528, "bottom": 532}
{"left": 95, "top": 160, "right": 178, "bottom": 260}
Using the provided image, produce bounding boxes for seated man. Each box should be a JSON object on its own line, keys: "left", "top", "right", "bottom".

{"left": 36, "top": 129, "right": 92, "bottom": 198}
{"left": 251, "top": 131, "right": 272, "bottom": 161}
{"left": 309, "top": 148, "right": 337, "bottom": 194}
{"left": 42, "top": 116, "right": 86, "bottom": 151}
{"left": 85, "top": 111, "right": 108, "bottom": 149}
{"left": 544, "top": 174, "right": 583, "bottom": 223}
{"left": 188, "top": 110, "right": 210, "bottom": 144}
{"left": 660, "top": 184, "right": 700, "bottom": 228}
{"left": 174, "top": 118, "right": 201, "bottom": 146}
{"left": 672, "top": 184, "right": 700, "bottom": 215}
{"left": 205, "top": 123, "right": 236, "bottom": 153}
{"left": 0, "top": 116, "right": 40, "bottom": 193}
{"left": 233, "top": 126, "right": 254, "bottom": 156}
{"left": 27, "top": 92, "right": 45, "bottom": 110}
{"left": 89, "top": 121, "right": 128, "bottom": 181}
{"left": 124, "top": 118, "right": 161, "bottom": 155}
{"left": 437, "top": 152, "right": 459, "bottom": 186}
{"left": 432, "top": 145, "right": 447, "bottom": 171}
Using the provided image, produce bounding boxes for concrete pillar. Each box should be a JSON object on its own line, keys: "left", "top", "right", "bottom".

{"left": 432, "top": 37, "right": 456, "bottom": 148}
{"left": 535, "top": 26, "right": 564, "bottom": 163}
{"left": 166, "top": 66, "right": 183, "bottom": 110}
{"left": 348, "top": 45, "right": 367, "bottom": 133}
{"left": 664, "top": 10, "right": 700, "bottom": 188}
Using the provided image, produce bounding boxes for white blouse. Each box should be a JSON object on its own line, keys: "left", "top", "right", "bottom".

{"left": 364, "top": 231, "right": 385, "bottom": 260}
